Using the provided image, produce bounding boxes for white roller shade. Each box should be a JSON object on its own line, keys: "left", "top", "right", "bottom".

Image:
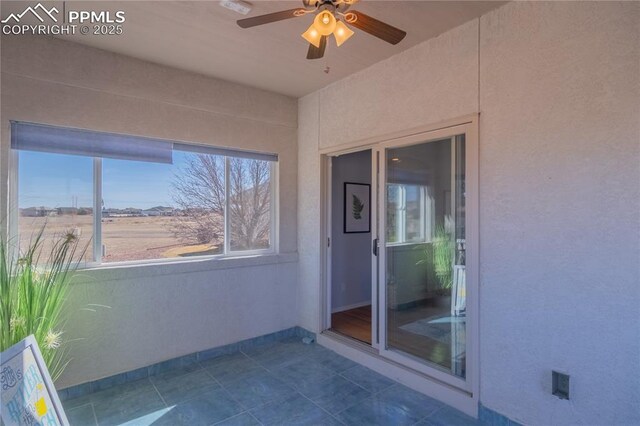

{"left": 11, "top": 122, "right": 173, "bottom": 164}
{"left": 174, "top": 143, "right": 278, "bottom": 162}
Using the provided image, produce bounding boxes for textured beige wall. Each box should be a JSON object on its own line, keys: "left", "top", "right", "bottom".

{"left": 297, "top": 92, "right": 322, "bottom": 332}
{"left": 298, "top": 2, "right": 640, "bottom": 424}
{"left": 317, "top": 19, "right": 479, "bottom": 149}
{"left": 479, "top": 2, "right": 639, "bottom": 424}
{"left": 0, "top": 35, "right": 299, "bottom": 388}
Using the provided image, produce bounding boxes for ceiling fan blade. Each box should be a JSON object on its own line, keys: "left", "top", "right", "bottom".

{"left": 307, "top": 36, "right": 327, "bottom": 60}
{"left": 347, "top": 10, "right": 406, "bottom": 45}
{"left": 237, "top": 8, "right": 306, "bottom": 28}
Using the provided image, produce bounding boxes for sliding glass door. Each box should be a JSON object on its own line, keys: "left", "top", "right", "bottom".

{"left": 376, "top": 129, "right": 473, "bottom": 389}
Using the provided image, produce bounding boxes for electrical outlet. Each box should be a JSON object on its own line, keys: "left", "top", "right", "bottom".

{"left": 552, "top": 371, "right": 570, "bottom": 400}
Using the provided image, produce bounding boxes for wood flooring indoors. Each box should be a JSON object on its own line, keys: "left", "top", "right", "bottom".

{"left": 331, "top": 305, "right": 372, "bottom": 345}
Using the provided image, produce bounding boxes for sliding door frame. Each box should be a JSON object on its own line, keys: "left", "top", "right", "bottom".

{"left": 321, "top": 146, "right": 380, "bottom": 349}
{"left": 376, "top": 121, "right": 478, "bottom": 393}
{"left": 319, "top": 114, "right": 479, "bottom": 400}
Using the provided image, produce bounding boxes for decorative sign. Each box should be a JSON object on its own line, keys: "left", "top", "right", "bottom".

{"left": 1, "top": 335, "right": 68, "bottom": 426}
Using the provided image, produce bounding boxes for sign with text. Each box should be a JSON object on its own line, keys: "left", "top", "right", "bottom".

{"left": 1, "top": 335, "right": 68, "bottom": 426}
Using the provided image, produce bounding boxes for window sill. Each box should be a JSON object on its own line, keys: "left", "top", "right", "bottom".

{"left": 71, "top": 252, "right": 298, "bottom": 284}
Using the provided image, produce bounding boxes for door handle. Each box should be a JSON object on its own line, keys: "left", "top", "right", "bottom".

{"left": 372, "top": 238, "right": 378, "bottom": 256}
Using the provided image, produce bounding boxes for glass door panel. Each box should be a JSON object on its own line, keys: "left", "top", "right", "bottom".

{"left": 384, "top": 135, "right": 466, "bottom": 379}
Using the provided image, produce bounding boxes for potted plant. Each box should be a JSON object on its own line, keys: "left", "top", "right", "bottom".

{"left": 0, "top": 227, "right": 83, "bottom": 382}
{"left": 427, "top": 225, "right": 454, "bottom": 308}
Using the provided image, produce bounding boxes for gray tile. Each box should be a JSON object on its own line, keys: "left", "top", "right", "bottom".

{"left": 151, "top": 368, "right": 219, "bottom": 405}
{"left": 246, "top": 349, "right": 302, "bottom": 370}
{"left": 238, "top": 330, "right": 296, "bottom": 352}
{"left": 271, "top": 358, "right": 338, "bottom": 391}
{"left": 337, "top": 385, "right": 442, "bottom": 426}
{"left": 422, "top": 406, "right": 480, "bottom": 426}
{"left": 66, "top": 403, "right": 96, "bottom": 426}
{"left": 301, "top": 375, "right": 371, "bottom": 414}
{"left": 90, "top": 378, "right": 154, "bottom": 402}
{"left": 92, "top": 380, "right": 166, "bottom": 426}
{"left": 305, "top": 350, "right": 359, "bottom": 373}
{"left": 59, "top": 382, "right": 93, "bottom": 401}
{"left": 148, "top": 353, "right": 199, "bottom": 377}
{"left": 340, "top": 365, "right": 395, "bottom": 393}
{"left": 149, "top": 362, "right": 202, "bottom": 380}
{"left": 60, "top": 336, "right": 474, "bottom": 426}
{"left": 222, "top": 370, "right": 296, "bottom": 409}
{"left": 478, "top": 405, "right": 519, "bottom": 426}
{"left": 201, "top": 353, "right": 267, "bottom": 385}
{"left": 286, "top": 413, "right": 344, "bottom": 426}
{"left": 241, "top": 337, "right": 305, "bottom": 357}
{"left": 244, "top": 339, "right": 326, "bottom": 370}
{"left": 249, "top": 393, "right": 328, "bottom": 426}
{"left": 152, "top": 388, "right": 243, "bottom": 426}
{"left": 62, "top": 393, "right": 93, "bottom": 411}
{"left": 198, "top": 343, "right": 239, "bottom": 362}
{"left": 92, "top": 373, "right": 128, "bottom": 393}
{"left": 214, "top": 413, "right": 261, "bottom": 426}
{"left": 124, "top": 367, "right": 149, "bottom": 383}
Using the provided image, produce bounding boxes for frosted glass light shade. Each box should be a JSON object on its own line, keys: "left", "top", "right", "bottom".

{"left": 313, "top": 11, "right": 336, "bottom": 36}
{"left": 333, "top": 20, "right": 354, "bottom": 47}
{"left": 302, "top": 24, "right": 322, "bottom": 48}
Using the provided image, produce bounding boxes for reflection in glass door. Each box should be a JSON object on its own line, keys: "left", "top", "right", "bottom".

{"left": 384, "top": 135, "right": 466, "bottom": 379}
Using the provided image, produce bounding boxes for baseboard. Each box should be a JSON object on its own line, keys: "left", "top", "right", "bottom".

{"left": 478, "top": 403, "right": 523, "bottom": 426}
{"left": 331, "top": 300, "right": 372, "bottom": 313}
{"left": 57, "top": 326, "right": 315, "bottom": 401}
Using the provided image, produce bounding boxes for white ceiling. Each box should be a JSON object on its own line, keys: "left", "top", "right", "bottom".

{"left": 2, "top": 1, "right": 506, "bottom": 97}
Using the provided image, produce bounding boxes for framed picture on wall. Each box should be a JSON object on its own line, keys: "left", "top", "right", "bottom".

{"left": 344, "top": 182, "right": 371, "bottom": 233}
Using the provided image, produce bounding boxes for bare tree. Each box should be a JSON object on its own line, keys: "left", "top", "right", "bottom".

{"left": 228, "top": 158, "right": 271, "bottom": 250}
{"left": 170, "top": 154, "right": 271, "bottom": 250}
{"left": 170, "top": 154, "right": 225, "bottom": 245}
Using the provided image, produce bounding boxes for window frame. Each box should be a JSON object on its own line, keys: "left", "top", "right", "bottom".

{"left": 9, "top": 138, "right": 279, "bottom": 269}
{"left": 385, "top": 182, "right": 433, "bottom": 246}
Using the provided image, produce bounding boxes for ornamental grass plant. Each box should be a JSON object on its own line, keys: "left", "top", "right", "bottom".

{"left": 0, "top": 226, "right": 84, "bottom": 382}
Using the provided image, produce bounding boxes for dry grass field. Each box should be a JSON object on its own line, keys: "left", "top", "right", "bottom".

{"left": 18, "top": 215, "right": 220, "bottom": 263}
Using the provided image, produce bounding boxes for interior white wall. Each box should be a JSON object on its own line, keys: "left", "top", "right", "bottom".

{"left": 0, "top": 35, "right": 299, "bottom": 389}
{"left": 330, "top": 150, "right": 371, "bottom": 312}
{"left": 298, "top": 2, "right": 639, "bottom": 424}
{"left": 297, "top": 92, "right": 322, "bottom": 333}
{"left": 479, "top": 2, "right": 639, "bottom": 424}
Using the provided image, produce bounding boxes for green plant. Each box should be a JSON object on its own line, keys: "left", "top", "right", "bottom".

{"left": 0, "top": 227, "right": 83, "bottom": 382}
{"left": 431, "top": 225, "right": 454, "bottom": 292}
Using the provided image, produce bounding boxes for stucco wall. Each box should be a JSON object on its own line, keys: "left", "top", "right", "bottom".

{"left": 298, "top": 2, "right": 640, "bottom": 424}
{"left": 0, "top": 35, "right": 299, "bottom": 388}
{"left": 479, "top": 2, "right": 639, "bottom": 424}
{"left": 297, "top": 91, "right": 322, "bottom": 333}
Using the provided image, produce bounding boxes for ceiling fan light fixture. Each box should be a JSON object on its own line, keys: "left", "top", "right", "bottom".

{"left": 302, "top": 24, "right": 322, "bottom": 48}
{"left": 313, "top": 10, "right": 337, "bottom": 36}
{"left": 333, "top": 20, "right": 354, "bottom": 47}
{"left": 238, "top": 0, "right": 408, "bottom": 60}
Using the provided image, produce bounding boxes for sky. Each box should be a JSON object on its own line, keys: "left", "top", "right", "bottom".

{"left": 18, "top": 151, "right": 193, "bottom": 210}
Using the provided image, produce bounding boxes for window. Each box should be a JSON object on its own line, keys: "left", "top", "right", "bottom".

{"left": 11, "top": 122, "right": 277, "bottom": 265}
{"left": 228, "top": 158, "right": 272, "bottom": 251}
{"left": 17, "top": 151, "right": 94, "bottom": 263}
{"left": 386, "top": 183, "right": 433, "bottom": 244}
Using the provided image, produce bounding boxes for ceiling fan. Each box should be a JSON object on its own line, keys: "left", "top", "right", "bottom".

{"left": 236, "top": 0, "right": 407, "bottom": 60}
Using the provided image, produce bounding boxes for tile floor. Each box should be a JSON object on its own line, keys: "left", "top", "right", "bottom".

{"left": 63, "top": 337, "right": 479, "bottom": 425}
